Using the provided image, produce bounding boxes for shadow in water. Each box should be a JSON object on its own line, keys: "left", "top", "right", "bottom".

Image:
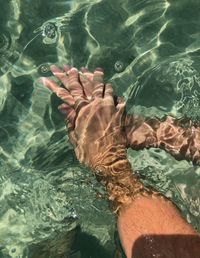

{"left": 70, "top": 226, "right": 113, "bottom": 258}
{"left": 19, "top": 225, "right": 115, "bottom": 258}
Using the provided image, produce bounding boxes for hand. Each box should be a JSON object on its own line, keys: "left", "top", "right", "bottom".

{"left": 41, "top": 65, "right": 128, "bottom": 170}
{"left": 41, "top": 65, "right": 148, "bottom": 210}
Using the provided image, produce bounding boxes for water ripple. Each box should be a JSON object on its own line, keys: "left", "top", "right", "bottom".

{"left": 1, "top": 0, "right": 200, "bottom": 256}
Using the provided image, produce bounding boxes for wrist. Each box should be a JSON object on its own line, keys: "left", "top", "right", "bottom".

{"left": 92, "top": 154, "right": 151, "bottom": 213}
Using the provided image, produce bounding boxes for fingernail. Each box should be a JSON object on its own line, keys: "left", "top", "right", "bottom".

{"left": 70, "top": 67, "right": 78, "bottom": 72}
{"left": 68, "top": 67, "right": 78, "bottom": 74}
{"left": 50, "top": 64, "right": 57, "bottom": 70}
{"left": 58, "top": 106, "right": 68, "bottom": 115}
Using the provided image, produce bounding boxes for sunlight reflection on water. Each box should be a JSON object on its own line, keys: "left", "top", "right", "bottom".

{"left": 0, "top": 0, "right": 200, "bottom": 257}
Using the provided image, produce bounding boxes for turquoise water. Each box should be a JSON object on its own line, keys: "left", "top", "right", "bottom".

{"left": 0, "top": 0, "right": 200, "bottom": 257}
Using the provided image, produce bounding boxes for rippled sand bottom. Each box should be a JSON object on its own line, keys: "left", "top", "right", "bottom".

{"left": 0, "top": 0, "right": 200, "bottom": 257}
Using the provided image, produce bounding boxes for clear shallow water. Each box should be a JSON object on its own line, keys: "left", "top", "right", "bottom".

{"left": 0, "top": 0, "right": 200, "bottom": 257}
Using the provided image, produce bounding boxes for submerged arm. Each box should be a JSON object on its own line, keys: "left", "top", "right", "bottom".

{"left": 41, "top": 66, "right": 200, "bottom": 258}
{"left": 126, "top": 115, "right": 200, "bottom": 164}
{"left": 118, "top": 193, "right": 200, "bottom": 258}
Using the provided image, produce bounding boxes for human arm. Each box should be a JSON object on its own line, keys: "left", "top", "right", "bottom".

{"left": 118, "top": 194, "right": 200, "bottom": 258}
{"left": 41, "top": 65, "right": 200, "bottom": 258}
{"left": 125, "top": 115, "right": 200, "bottom": 165}
{"left": 40, "top": 65, "right": 147, "bottom": 211}
{"left": 47, "top": 65, "right": 200, "bottom": 165}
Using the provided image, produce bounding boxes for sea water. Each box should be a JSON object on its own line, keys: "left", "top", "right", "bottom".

{"left": 0, "top": 0, "right": 200, "bottom": 257}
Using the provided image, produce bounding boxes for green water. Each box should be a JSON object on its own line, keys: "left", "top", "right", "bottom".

{"left": 0, "top": 0, "right": 200, "bottom": 257}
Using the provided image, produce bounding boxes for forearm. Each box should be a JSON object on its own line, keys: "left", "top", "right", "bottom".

{"left": 44, "top": 65, "right": 200, "bottom": 258}
{"left": 117, "top": 194, "right": 200, "bottom": 258}
{"left": 126, "top": 115, "right": 200, "bottom": 164}
{"left": 90, "top": 152, "right": 200, "bottom": 258}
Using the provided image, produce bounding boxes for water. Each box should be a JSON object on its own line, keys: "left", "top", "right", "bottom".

{"left": 0, "top": 0, "right": 200, "bottom": 257}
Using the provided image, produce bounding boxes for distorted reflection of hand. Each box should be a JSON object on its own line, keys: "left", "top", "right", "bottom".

{"left": 41, "top": 65, "right": 128, "bottom": 170}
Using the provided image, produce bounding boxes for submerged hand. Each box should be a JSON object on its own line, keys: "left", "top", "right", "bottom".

{"left": 41, "top": 65, "right": 128, "bottom": 170}
{"left": 41, "top": 65, "right": 148, "bottom": 210}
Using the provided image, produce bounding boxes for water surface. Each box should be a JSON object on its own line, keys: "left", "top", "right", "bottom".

{"left": 0, "top": 0, "right": 200, "bottom": 257}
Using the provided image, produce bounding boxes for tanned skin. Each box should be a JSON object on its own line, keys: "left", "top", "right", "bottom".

{"left": 41, "top": 65, "right": 200, "bottom": 258}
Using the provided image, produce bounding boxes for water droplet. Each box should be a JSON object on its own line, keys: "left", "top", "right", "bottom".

{"left": 43, "top": 23, "right": 57, "bottom": 39}
{"left": 0, "top": 31, "right": 11, "bottom": 53}
{"left": 114, "top": 60, "right": 125, "bottom": 72}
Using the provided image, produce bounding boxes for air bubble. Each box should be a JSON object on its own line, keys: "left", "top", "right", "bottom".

{"left": 42, "top": 23, "right": 57, "bottom": 39}
{"left": 11, "top": 248, "right": 16, "bottom": 253}
{"left": 38, "top": 63, "right": 52, "bottom": 76}
{"left": 114, "top": 60, "right": 125, "bottom": 72}
{"left": 40, "top": 65, "right": 49, "bottom": 73}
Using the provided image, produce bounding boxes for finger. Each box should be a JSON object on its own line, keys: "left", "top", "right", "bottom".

{"left": 92, "top": 82, "right": 104, "bottom": 98}
{"left": 93, "top": 68, "right": 104, "bottom": 85}
{"left": 80, "top": 67, "right": 94, "bottom": 98}
{"left": 67, "top": 68, "right": 84, "bottom": 99}
{"left": 113, "top": 95, "right": 125, "bottom": 106}
{"left": 104, "top": 83, "right": 114, "bottom": 101}
{"left": 50, "top": 65, "right": 69, "bottom": 89}
{"left": 81, "top": 67, "right": 94, "bottom": 81}
{"left": 58, "top": 103, "right": 73, "bottom": 115}
{"left": 93, "top": 67, "right": 104, "bottom": 80}
{"left": 117, "top": 96, "right": 125, "bottom": 104}
{"left": 58, "top": 103, "right": 76, "bottom": 130}
{"left": 79, "top": 73, "right": 93, "bottom": 99}
{"left": 63, "top": 64, "right": 71, "bottom": 73}
{"left": 74, "top": 98, "right": 89, "bottom": 114}
{"left": 92, "top": 69, "right": 105, "bottom": 98}
{"left": 40, "top": 77, "right": 75, "bottom": 106}
{"left": 115, "top": 101, "right": 127, "bottom": 124}
{"left": 68, "top": 131, "right": 77, "bottom": 147}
